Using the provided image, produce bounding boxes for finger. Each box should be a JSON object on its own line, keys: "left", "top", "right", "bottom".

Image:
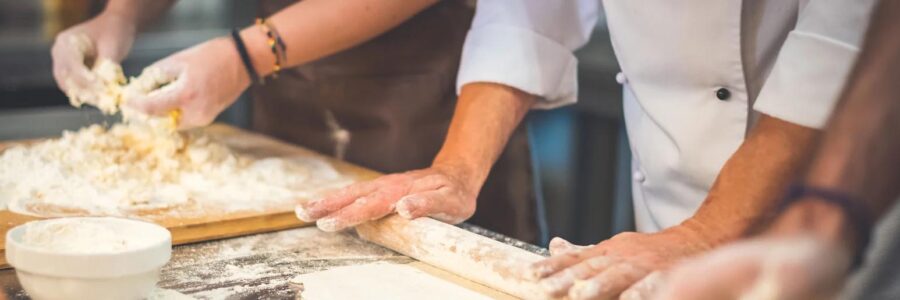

{"left": 296, "top": 182, "right": 377, "bottom": 222}
{"left": 528, "top": 246, "right": 600, "bottom": 281}
{"left": 549, "top": 237, "right": 592, "bottom": 256}
{"left": 54, "top": 58, "right": 99, "bottom": 94}
{"left": 95, "top": 36, "right": 130, "bottom": 63}
{"left": 123, "top": 64, "right": 183, "bottom": 115}
{"left": 539, "top": 256, "right": 616, "bottom": 297}
{"left": 316, "top": 190, "right": 397, "bottom": 232}
{"left": 569, "top": 262, "right": 646, "bottom": 300}
{"left": 395, "top": 172, "right": 464, "bottom": 219}
{"left": 395, "top": 192, "right": 434, "bottom": 220}
{"left": 395, "top": 188, "right": 467, "bottom": 223}
{"left": 621, "top": 270, "right": 665, "bottom": 300}
{"left": 53, "top": 52, "right": 101, "bottom": 96}
{"left": 52, "top": 33, "right": 97, "bottom": 92}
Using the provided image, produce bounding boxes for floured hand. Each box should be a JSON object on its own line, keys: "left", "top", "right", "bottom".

{"left": 529, "top": 227, "right": 710, "bottom": 300}
{"left": 654, "top": 236, "right": 851, "bottom": 300}
{"left": 652, "top": 198, "right": 857, "bottom": 300}
{"left": 295, "top": 163, "right": 480, "bottom": 232}
{"left": 125, "top": 37, "right": 250, "bottom": 130}
{"left": 51, "top": 13, "right": 136, "bottom": 109}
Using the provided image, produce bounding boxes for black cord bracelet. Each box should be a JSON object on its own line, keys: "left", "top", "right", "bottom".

{"left": 231, "top": 28, "right": 261, "bottom": 85}
{"left": 784, "top": 184, "right": 873, "bottom": 270}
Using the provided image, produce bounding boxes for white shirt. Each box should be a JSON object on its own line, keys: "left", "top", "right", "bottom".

{"left": 457, "top": 0, "right": 875, "bottom": 232}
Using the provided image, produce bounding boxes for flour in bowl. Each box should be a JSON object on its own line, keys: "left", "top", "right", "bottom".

{"left": 21, "top": 218, "right": 158, "bottom": 253}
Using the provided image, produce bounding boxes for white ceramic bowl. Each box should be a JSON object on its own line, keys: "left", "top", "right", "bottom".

{"left": 5, "top": 217, "right": 172, "bottom": 300}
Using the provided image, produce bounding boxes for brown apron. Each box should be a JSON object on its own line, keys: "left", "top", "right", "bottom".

{"left": 252, "top": 0, "right": 539, "bottom": 243}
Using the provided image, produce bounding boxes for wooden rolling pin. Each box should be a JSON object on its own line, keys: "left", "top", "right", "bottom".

{"left": 356, "top": 215, "right": 551, "bottom": 299}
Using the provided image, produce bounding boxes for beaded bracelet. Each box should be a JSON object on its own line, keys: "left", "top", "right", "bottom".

{"left": 256, "top": 18, "right": 288, "bottom": 79}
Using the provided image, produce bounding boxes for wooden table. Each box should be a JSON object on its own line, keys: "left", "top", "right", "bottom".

{"left": 0, "top": 224, "right": 546, "bottom": 299}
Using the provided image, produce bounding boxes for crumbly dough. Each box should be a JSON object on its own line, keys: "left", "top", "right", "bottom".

{"left": 0, "top": 61, "right": 351, "bottom": 216}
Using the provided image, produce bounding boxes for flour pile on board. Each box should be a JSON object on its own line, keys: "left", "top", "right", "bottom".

{"left": 20, "top": 218, "right": 157, "bottom": 253}
{"left": 0, "top": 59, "right": 352, "bottom": 216}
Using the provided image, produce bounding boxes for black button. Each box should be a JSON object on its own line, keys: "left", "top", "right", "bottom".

{"left": 716, "top": 88, "right": 731, "bottom": 101}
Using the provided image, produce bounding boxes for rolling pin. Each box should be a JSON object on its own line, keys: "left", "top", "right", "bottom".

{"left": 356, "top": 215, "right": 551, "bottom": 299}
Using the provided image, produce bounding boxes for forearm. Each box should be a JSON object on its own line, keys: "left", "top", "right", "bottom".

{"left": 239, "top": 0, "right": 438, "bottom": 77}
{"left": 432, "top": 83, "right": 536, "bottom": 185}
{"left": 803, "top": 1, "right": 900, "bottom": 219}
{"left": 775, "top": 0, "right": 900, "bottom": 245}
{"left": 103, "top": 0, "right": 176, "bottom": 28}
{"left": 677, "top": 115, "right": 819, "bottom": 247}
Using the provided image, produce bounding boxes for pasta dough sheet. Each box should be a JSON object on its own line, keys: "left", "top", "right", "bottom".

{"left": 291, "top": 262, "right": 492, "bottom": 300}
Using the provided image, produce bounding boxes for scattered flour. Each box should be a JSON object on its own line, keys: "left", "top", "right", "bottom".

{"left": 290, "top": 262, "right": 492, "bottom": 300}
{"left": 0, "top": 60, "right": 352, "bottom": 217}
{"left": 20, "top": 218, "right": 159, "bottom": 254}
{"left": 0, "top": 124, "right": 351, "bottom": 217}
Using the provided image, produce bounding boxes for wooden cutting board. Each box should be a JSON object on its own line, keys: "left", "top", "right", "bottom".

{"left": 0, "top": 124, "right": 381, "bottom": 268}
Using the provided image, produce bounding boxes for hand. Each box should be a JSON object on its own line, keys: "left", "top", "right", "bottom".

{"left": 654, "top": 200, "right": 855, "bottom": 300}
{"left": 529, "top": 227, "right": 709, "bottom": 300}
{"left": 125, "top": 37, "right": 250, "bottom": 129}
{"left": 654, "top": 236, "right": 851, "bottom": 300}
{"left": 51, "top": 12, "right": 136, "bottom": 104}
{"left": 295, "top": 163, "right": 481, "bottom": 232}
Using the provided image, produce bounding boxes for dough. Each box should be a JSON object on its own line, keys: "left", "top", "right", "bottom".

{"left": 0, "top": 60, "right": 352, "bottom": 217}
{"left": 146, "top": 288, "right": 194, "bottom": 300}
{"left": 291, "top": 262, "right": 492, "bottom": 300}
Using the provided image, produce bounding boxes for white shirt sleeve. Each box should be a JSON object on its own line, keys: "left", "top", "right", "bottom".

{"left": 753, "top": 0, "right": 877, "bottom": 128}
{"left": 456, "top": 0, "right": 599, "bottom": 109}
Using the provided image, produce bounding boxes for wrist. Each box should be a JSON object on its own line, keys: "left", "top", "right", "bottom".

{"left": 215, "top": 37, "right": 252, "bottom": 91}
{"left": 768, "top": 198, "right": 857, "bottom": 253}
{"left": 431, "top": 155, "right": 489, "bottom": 192}
{"left": 98, "top": 8, "right": 138, "bottom": 35}
{"left": 238, "top": 26, "right": 276, "bottom": 78}
{"left": 665, "top": 219, "right": 720, "bottom": 254}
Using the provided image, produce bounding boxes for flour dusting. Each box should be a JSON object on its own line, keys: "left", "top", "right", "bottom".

{"left": 20, "top": 218, "right": 160, "bottom": 254}
{"left": 0, "top": 60, "right": 353, "bottom": 218}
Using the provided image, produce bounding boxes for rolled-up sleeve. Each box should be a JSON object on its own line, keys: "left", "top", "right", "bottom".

{"left": 456, "top": 0, "right": 599, "bottom": 109}
{"left": 753, "top": 0, "right": 876, "bottom": 128}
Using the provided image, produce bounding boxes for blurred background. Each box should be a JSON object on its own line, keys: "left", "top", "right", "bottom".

{"left": 0, "top": 0, "right": 631, "bottom": 246}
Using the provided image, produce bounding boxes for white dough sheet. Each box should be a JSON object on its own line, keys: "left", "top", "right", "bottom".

{"left": 291, "top": 262, "right": 492, "bottom": 300}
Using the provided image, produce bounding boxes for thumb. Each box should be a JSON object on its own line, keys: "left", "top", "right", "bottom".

{"left": 548, "top": 237, "right": 588, "bottom": 256}
{"left": 95, "top": 35, "right": 132, "bottom": 64}
{"left": 124, "top": 63, "right": 183, "bottom": 116}
{"left": 395, "top": 192, "right": 437, "bottom": 220}
{"left": 396, "top": 189, "right": 467, "bottom": 224}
